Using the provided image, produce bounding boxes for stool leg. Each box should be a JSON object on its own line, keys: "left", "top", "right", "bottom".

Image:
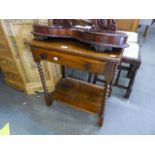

{"left": 127, "top": 64, "right": 133, "bottom": 78}
{"left": 93, "top": 74, "right": 98, "bottom": 84}
{"left": 61, "top": 65, "right": 67, "bottom": 78}
{"left": 88, "top": 72, "right": 92, "bottom": 82}
{"left": 115, "top": 66, "right": 121, "bottom": 85}
{"left": 125, "top": 70, "right": 137, "bottom": 98}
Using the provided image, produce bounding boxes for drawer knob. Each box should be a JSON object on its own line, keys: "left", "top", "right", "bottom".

{"left": 53, "top": 56, "right": 58, "bottom": 61}
{"left": 40, "top": 53, "right": 47, "bottom": 59}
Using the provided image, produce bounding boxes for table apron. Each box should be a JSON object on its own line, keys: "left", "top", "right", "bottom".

{"left": 31, "top": 47, "right": 108, "bottom": 75}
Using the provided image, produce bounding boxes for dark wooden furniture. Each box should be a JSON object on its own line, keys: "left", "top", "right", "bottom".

{"left": 26, "top": 39, "right": 122, "bottom": 126}
{"left": 32, "top": 19, "right": 128, "bottom": 52}
{"left": 52, "top": 19, "right": 117, "bottom": 31}
{"left": 116, "top": 19, "right": 139, "bottom": 32}
{"left": 114, "top": 42, "right": 141, "bottom": 98}
{"left": 91, "top": 31, "right": 141, "bottom": 98}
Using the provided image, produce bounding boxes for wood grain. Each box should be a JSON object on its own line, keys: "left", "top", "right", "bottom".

{"left": 27, "top": 38, "right": 121, "bottom": 126}
{"left": 26, "top": 39, "right": 122, "bottom": 62}
{"left": 116, "top": 19, "right": 139, "bottom": 32}
{"left": 32, "top": 24, "right": 128, "bottom": 50}
{"left": 0, "top": 20, "right": 61, "bottom": 94}
{"left": 52, "top": 77, "right": 105, "bottom": 114}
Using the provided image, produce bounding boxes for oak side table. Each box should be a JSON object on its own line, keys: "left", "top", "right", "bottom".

{"left": 26, "top": 39, "right": 122, "bottom": 126}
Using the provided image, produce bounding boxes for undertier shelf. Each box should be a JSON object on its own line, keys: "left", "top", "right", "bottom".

{"left": 51, "top": 77, "right": 105, "bottom": 114}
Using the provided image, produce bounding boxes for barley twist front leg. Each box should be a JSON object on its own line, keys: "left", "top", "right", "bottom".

{"left": 98, "top": 83, "right": 110, "bottom": 127}
{"left": 36, "top": 62, "right": 53, "bottom": 106}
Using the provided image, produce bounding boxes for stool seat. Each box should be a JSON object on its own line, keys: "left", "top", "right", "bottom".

{"left": 89, "top": 31, "right": 141, "bottom": 98}
{"left": 123, "top": 42, "right": 140, "bottom": 60}
{"left": 118, "top": 31, "right": 138, "bottom": 43}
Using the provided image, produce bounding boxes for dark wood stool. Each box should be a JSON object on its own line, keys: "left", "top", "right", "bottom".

{"left": 114, "top": 42, "right": 141, "bottom": 98}
{"left": 90, "top": 42, "right": 141, "bottom": 98}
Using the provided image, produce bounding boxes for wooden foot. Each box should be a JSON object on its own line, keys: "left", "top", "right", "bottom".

{"left": 124, "top": 89, "right": 131, "bottom": 98}
{"left": 98, "top": 117, "right": 103, "bottom": 127}
{"left": 44, "top": 95, "right": 53, "bottom": 106}
{"left": 115, "top": 66, "right": 121, "bottom": 85}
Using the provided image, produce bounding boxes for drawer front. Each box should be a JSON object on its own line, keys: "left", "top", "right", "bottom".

{"left": 0, "top": 24, "right": 4, "bottom": 35}
{"left": 0, "top": 28, "right": 3, "bottom": 35}
{"left": 32, "top": 47, "right": 107, "bottom": 74}
{"left": 0, "top": 38, "right": 9, "bottom": 51}
{"left": 3, "top": 69, "right": 23, "bottom": 84}
{"left": 0, "top": 56, "right": 17, "bottom": 71}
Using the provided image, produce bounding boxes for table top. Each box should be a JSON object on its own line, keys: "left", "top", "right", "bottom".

{"left": 26, "top": 38, "right": 122, "bottom": 63}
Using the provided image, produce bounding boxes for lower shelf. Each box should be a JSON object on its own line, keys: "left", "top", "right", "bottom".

{"left": 51, "top": 77, "right": 105, "bottom": 114}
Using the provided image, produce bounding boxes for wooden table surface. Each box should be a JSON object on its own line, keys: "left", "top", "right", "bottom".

{"left": 26, "top": 38, "right": 122, "bottom": 63}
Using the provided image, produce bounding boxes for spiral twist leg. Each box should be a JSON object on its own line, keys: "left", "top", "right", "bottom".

{"left": 36, "top": 62, "right": 53, "bottom": 106}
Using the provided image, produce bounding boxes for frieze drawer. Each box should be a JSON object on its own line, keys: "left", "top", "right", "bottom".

{"left": 0, "top": 38, "right": 9, "bottom": 51}
{"left": 32, "top": 47, "right": 107, "bottom": 75}
{"left": 0, "top": 29, "right": 3, "bottom": 35}
{"left": 0, "top": 56, "right": 18, "bottom": 71}
{"left": 0, "top": 26, "right": 3, "bottom": 35}
{"left": 3, "top": 70, "right": 23, "bottom": 84}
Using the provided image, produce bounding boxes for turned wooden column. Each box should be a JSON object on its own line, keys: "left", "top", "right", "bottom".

{"left": 98, "top": 62, "right": 116, "bottom": 126}
{"left": 36, "top": 62, "right": 53, "bottom": 106}
{"left": 61, "top": 65, "right": 67, "bottom": 78}
{"left": 98, "top": 82, "right": 110, "bottom": 126}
